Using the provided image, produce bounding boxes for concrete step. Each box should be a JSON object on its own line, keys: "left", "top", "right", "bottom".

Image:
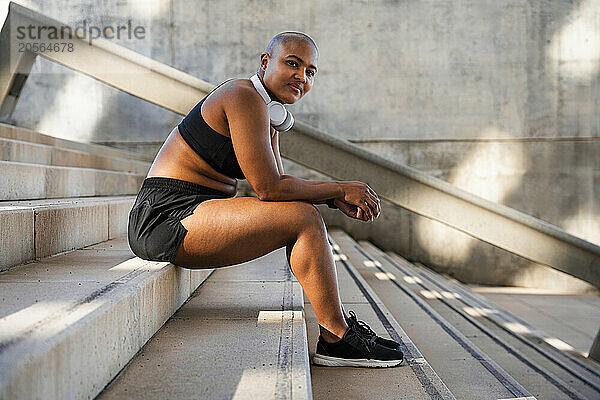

{"left": 326, "top": 229, "right": 533, "bottom": 400}
{"left": 0, "top": 236, "right": 214, "bottom": 400}
{"left": 465, "top": 284, "right": 600, "bottom": 357}
{"left": 0, "top": 137, "right": 150, "bottom": 175}
{"left": 97, "top": 247, "right": 311, "bottom": 400}
{"left": 1, "top": 196, "right": 136, "bottom": 271}
{"left": 409, "top": 259, "right": 600, "bottom": 396}
{"left": 0, "top": 160, "right": 145, "bottom": 200}
{"left": 0, "top": 123, "right": 153, "bottom": 163}
{"left": 307, "top": 230, "right": 455, "bottom": 400}
{"left": 374, "top": 247, "right": 599, "bottom": 399}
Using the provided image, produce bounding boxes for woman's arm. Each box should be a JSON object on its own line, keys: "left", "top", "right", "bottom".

{"left": 271, "top": 130, "right": 336, "bottom": 205}
{"left": 226, "top": 83, "right": 343, "bottom": 203}
{"left": 273, "top": 174, "right": 343, "bottom": 203}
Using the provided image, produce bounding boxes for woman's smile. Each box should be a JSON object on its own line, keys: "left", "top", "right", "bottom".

{"left": 288, "top": 83, "right": 302, "bottom": 94}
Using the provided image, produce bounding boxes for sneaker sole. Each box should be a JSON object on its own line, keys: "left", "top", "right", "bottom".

{"left": 312, "top": 354, "right": 404, "bottom": 368}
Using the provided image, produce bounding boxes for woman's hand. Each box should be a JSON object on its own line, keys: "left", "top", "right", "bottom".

{"left": 333, "top": 198, "right": 379, "bottom": 222}
{"left": 334, "top": 181, "right": 380, "bottom": 222}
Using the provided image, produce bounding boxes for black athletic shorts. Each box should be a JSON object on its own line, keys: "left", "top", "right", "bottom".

{"left": 127, "top": 177, "right": 234, "bottom": 263}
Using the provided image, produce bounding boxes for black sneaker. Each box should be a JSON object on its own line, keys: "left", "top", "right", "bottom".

{"left": 346, "top": 310, "right": 402, "bottom": 350}
{"left": 313, "top": 319, "right": 404, "bottom": 367}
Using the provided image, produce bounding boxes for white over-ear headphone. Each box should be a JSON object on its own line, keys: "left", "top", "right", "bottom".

{"left": 250, "top": 74, "right": 294, "bottom": 132}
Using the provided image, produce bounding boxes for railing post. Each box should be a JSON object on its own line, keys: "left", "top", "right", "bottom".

{"left": 589, "top": 326, "right": 600, "bottom": 362}
{"left": 0, "top": 5, "right": 37, "bottom": 122}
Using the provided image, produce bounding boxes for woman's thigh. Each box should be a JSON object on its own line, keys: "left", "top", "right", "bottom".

{"left": 173, "top": 196, "right": 324, "bottom": 269}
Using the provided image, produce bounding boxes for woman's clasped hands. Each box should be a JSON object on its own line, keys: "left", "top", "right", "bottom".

{"left": 332, "top": 181, "right": 380, "bottom": 222}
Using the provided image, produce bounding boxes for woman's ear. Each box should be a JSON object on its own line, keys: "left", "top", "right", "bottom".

{"left": 260, "top": 52, "right": 270, "bottom": 71}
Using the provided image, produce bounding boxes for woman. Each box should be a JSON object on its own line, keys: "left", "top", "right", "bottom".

{"left": 128, "top": 32, "right": 403, "bottom": 368}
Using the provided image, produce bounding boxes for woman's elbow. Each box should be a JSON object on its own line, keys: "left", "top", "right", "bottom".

{"left": 256, "top": 187, "right": 276, "bottom": 201}
{"left": 254, "top": 182, "right": 280, "bottom": 202}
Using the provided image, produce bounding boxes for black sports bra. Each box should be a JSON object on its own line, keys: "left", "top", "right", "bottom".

{"left": 177, "top": 96, "right": 245, "bottom": 179}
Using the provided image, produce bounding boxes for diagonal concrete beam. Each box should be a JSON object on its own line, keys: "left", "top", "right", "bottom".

{"left": 0, "top": 2, "right": 214, "bottom": 120}
{"left": 0, "top": 1, "right": 598, "bottom": 289}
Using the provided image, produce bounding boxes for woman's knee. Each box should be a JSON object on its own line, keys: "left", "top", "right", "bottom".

{"left": 287, "top": 201, "right": 324, "bottom": 231}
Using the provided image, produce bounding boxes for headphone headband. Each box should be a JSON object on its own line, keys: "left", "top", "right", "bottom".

{"left": 250, "top": 74, "right": 271, "bottom": 104}
{"left": 249, "top": 73, "right": 294, "bottom": 132}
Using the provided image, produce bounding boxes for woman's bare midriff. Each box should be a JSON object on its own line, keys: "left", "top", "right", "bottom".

{"left": 145, "top": 126, "right": 238, "bottom": 196}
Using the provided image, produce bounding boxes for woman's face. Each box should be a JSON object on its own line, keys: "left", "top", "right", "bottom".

{"left": 261, "top": 40, "right": 318, "bottom": 104}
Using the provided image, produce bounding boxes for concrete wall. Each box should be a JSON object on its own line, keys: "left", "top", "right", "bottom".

{"left": 1, "top": 0, "right": 598, "bottom": 288}
{"left": 3, "top": 1, "right": 598, "bottom": 139}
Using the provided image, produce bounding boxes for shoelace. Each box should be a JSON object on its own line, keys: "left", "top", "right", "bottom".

{"left": 345, "top": 320, "right": 377, "bottom": 356}
{"left": 347, "top": 310, "right": 377, "bottom": 338}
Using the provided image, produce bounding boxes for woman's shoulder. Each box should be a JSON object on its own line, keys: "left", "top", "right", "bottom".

{"left": 217, "top": 78, "right": 257, "bottom": 97}
{"left": 210, "top": 78, "right": 264, "bottom": 107}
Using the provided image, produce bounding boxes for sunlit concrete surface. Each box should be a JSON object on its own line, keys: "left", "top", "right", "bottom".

{"left": 97, "top": 248, "right": 311, "bottom": 400}
{"left": 548, "top": 0, "right": 600, "bottom": 84}
{"left": 449, "top": 128, "right": 528, "bottom": 204}
{"left": 403, "top": 275, "right": 423, "bottom": 285}
{"left": 0, "top": 236, "right": 214, "bottom": 399}
{"left": 0, "top": 122, "right": 153, "bottom": 163}
{"left": 36, "top": 74, "right": 101, "bottom": 143}
{"left": 469, "top": 285, "right": 600, "bottom": 356}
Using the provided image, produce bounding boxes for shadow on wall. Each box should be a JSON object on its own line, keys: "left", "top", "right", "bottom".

{"left": 517, "top": 0, "right": 600, "bottom": 243}
{"left": 413, "top": 0, "right": 599, "bottom": 288}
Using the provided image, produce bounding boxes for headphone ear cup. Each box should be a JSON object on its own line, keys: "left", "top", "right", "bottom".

{"left": 267, "top": 101, "right": 287, "bottom": 126}
{"left": 249, "top": 74, "right": 295, "bottom": 132}
{"left": 277, "top": 110, "right": 294, "bottom": 132}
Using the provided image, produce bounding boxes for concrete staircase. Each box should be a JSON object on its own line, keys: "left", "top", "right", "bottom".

{"left": 2, "top": 123, "right": 599, "bottom": 399}
{"left": 321, "top": 229, "right": 600, "bottom": 400}
{"left": 0, "top": 123, "right": 217, "bottom": 399}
